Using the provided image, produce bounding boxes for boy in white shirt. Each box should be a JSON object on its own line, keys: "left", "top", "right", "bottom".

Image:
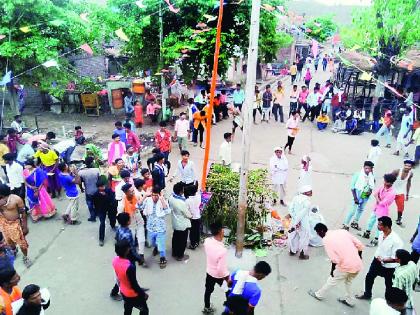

{"left": 184, "top": 183, "right": 202, "bottom": 249}
{"left": 367, "top": 139, "right": 382, "bottom": 166}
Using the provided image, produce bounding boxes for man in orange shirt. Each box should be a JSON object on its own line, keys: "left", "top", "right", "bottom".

{"left": 376, "top": 110, "right": 393, "bottom": 148}
{"left": 308, "top": 223, "right": 364, "bottom": 307}
{"left": 0, "top": 267, "right": 21, "bottom": 315}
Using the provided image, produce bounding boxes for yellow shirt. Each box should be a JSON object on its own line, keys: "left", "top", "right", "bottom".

{"left": 290, "top": 65, "right": 297, "bottom": 75}
{"left": 34, "top": 150, "right": 58, "bottom": 166}
{"left": 0, "top": 143, "right": 9, "bottom": 166}
{"left": 273, "top": 89, "right": 284, "bottom": 103}
{"left": 317, "top": 115, "right": 330, "bottom": 124}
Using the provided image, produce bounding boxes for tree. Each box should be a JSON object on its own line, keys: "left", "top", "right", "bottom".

{"left": 304, "top": 15, "right": 337, "bottom": 43}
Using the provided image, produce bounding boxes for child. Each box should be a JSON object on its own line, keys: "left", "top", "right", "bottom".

{"left": 93, "top": 180, "right": 117, "bottom": 246}
{"left": 146, "top": 101, "right": 161, "bottom": 123}
{"left": 74, "top": 126, "right": 85, "bottom": 145}
{"left": 184, "top": 183, "right": 202, "bottom": 249}
{"left": 316, "top": 112, "right": 330, "bottom": 130}
{"left": 141, "top": 168, "right": 153, "bottom": 189}
{"left": 133, "top": 100, "right": 144, "bottom": 128}
{"left": 367, "top": 139, "right": 381, "bottom": 165}
{"left": 124, "top": 113, "right": 136, "bottom": 133}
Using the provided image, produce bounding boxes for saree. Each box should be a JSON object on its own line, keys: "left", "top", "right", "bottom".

{"left": 24, "top": 168, "right": 56, "bottom": 221}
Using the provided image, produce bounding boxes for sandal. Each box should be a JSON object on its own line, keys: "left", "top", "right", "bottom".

{"left": 159, "top": 258, "right": 167, "bottom": 269}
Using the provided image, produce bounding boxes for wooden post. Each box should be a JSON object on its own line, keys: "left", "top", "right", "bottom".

{"left": 235, "top": 0, "right": 261, "bottom": 258}
{"left": 200, "top": 0, "right": 224, "bottom": 190}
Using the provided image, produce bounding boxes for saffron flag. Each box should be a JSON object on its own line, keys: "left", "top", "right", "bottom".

{"left": 80, "top": 43, "right": 93, "bottom": 55}
{"left": 262, "top": 4, "right": 275, "bottom": 11}
{"left": 0, "top": 71, "right": 12, "bottom": 86}
{"left": 19, "top": 26, "right": 31, "bottom": 33}
{"left": 115, "top": 28, "right": 129, "bottom": 42}
{"left": 164, "top": 0, "right": 180, "bottom": 13}
{"left": 42, "top": 60, "right": 59, "bottom": 68}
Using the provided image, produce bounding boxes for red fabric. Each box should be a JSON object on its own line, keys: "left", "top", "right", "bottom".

{"left": 134, "top": 105, "right": 143, "bottom": 124}
{"left": 395, "top": 194, "right": 405, "bottom": 213}
{"left": 126, "top": 131, "right": 141, "bottom": 152}
{"left": 155, "top": 129, "right": 172, "bottom": 153}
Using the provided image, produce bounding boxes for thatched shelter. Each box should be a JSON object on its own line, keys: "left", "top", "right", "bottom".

{"left": 339, "top": 51, "right": 375, "bottom": 71}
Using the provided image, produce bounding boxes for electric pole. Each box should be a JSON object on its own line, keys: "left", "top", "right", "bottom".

{"left": 159, "top": 0, "right": 167, "bottom": 114}
{"left": 235, "top": 0, "right": 261, "bottom": 257}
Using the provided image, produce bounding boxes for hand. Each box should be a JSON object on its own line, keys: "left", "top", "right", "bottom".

{"left": 80, "top": 188, "right": 85, "bottom": 193}
{"left": 22, "top": 226, "right": 29, "bottom": 236}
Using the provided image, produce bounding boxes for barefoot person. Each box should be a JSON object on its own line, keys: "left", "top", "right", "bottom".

{"left": 0, "top": 184, "right": 31, "bottom": 267}
{"left": 391, "top": 160, "right": 414, "bottom": 226}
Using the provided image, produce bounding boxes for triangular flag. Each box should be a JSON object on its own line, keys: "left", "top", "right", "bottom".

{"left": 262, "top": 4, "right": 275, "bottom": 11}
{"left": 314, "top": 22, "right": 321, "bottom": 27}
{"left": 19, "top": 26, "right": 31, "bottom": 33}
{"left": 350, "top": 44, "right": 361, "bottom": 51}
{"left": 80, "top": 43, "right": 93, "bottom": 55}
{"left": 164, "top": 0, "right": 180, "bottom": 13}
{"left": 277, "top": 5, "right": 285, "bottom": 13}
{"left": 50, "top": 19, "right": 65, "bottom": 27}
{"left": 42, "top": 59, "right": 59, "bottom": 68}
{"left": 135, "top": 0, "right": 146, "bottom": 8}
{"left": 360, "top": 72, "right": 372, "bottom": 81}
{"left": 115, "top": 28, "right": 129, "bottom": 42}
{"left": 0, "top": 35, "right": 5, "bottom": 40}
{"left": 80, "top": 13, "right": 89, "bottom": 22}
{"left": 0, "top": 71, "right": 12, "bottom": 86}
{"left": 203, "top": 14, "right": 217, "bottom": 22}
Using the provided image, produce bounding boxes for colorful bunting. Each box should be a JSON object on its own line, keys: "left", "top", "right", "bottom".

{"left": 19, "top": 26, "right": 31, "bottom": 33}
{"left": 203, "top": 14, "right": 217, "bottom": 22}
{"left": 135, "top": 0, "right": 146, "bottom": 8}
{"left": 0, "top": 35, "right": 6, "bottom": 40}
{"left": 262, "top": 4, "right": 275, "bottom": 11}
{"left": 0, "top": 71, "right": 12, "bottom": 86}
{"left": 332, "top": 34, "right": 341, "bottom": 45}
{"left": 277, "top": 5, "right": 285, "bottom": 13}
{"left": 164, "top": 0, "right": 180, "bottom": 13}
{"left": 42, "top": 59, "right": 59, "bottom": 68}
{"left": 115, "top": 28, "right": 129, "bottom": 42}
{"left": 80, "top": 13, "right": 89, "bottom": 22}
{"left": 80, "top": 43, "right": 93, "bottom": 55}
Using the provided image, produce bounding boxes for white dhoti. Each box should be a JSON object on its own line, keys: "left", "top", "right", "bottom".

{"left": 287, "top": 193, "right": 311, "bottom": 254}
{"left": 273, "top": 184, "right": 286, "bottom": 200}
{"left": 288, "top": 227, "right": 310, "bottom": 254}
{"left": 395, "top": 131, "right": 410, "bottom": 154}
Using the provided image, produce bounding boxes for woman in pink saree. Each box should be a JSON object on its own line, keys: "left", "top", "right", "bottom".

{"left": 24, "top": 159, "right": 56, "bottom": 221}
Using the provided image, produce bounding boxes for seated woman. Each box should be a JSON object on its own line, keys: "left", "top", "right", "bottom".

{"left": 316, "top": 112, "right": 330, "bottom": 130}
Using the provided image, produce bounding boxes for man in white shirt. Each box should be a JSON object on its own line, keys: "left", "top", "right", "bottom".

{"left": 218, "top": 133, "right": 232, "bottom": 167}
{"left": 356, "top": 216, "right": 403, "bottom": 300}
{"left": 11, "top": 115, "right": 24, "bottom": 133}
{"left": 170, "top": 150, "right": 196, "bottom": 186}
{"left": 269, "top": 147, "right": 288, "bottom": 206}
{"left": 303, "top": 87, "right": 321, "bottom": 122}
{"left": 369, "top": 287, "right": 408, "bottom": 315}
{"left": 115, "top": 170, "right": 133, "bottom": 211}
{"left": 174, "top": 112, "right": 190, "bottom": 154}
{"left": 3, "top": 153, "right": 25, "bottom": 202}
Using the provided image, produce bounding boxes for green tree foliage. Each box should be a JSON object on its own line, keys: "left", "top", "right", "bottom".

{"left": 304, "top": 15, "right": 337, "bottom": 43}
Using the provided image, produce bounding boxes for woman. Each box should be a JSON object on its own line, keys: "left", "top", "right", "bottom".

{"left": 33, "top": 143, "right": 61, "bottom": 198}
{"left": 107, "top": 158, "right": 125, "bottom": 191}
{"left": 122, "top": 145, "right": 141, "bottom": 178}
{"left": 24, "top": 159, "right": 56, "bottom": 222}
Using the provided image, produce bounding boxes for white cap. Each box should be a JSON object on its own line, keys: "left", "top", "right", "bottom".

{"left": 300, "top": 185, "right": 312, "bottom": 193}
{"left": 274, "top": 146, "right": 283, "bottom": 152}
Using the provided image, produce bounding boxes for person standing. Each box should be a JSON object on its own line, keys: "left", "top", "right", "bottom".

{"left": 393, "top": 108, "right": 413, "bottom": 157}
{"left": 269, "top": 147, "right": 288, "bottom": 206}
{"left": 203, "top": 221, "right": 230, "bottom": 314}
{"left": 107, "top": 134, "right": 126, "bottom": 166}
{"left": 252, "top": 88, "right": 262, "bottom": 124}
{"left": 155, "top": 122, "right": 172, "bottom": 162}
{"left": 133, "top": 100, "right": 144, "bottom": 128}
{"left": 391, "top": 160, "right": 414, "bottom": 225}
{"left": 12, "top": 284, "right": 51, "bottom": 315}
{"left": 0, "top": 184, "right": 31, "bottom": 267}
{"left": 304, "top": 68, "right": 312, "bottom": 88}
{"left": 272, "top": 81, "right": 285, "bottom": 123}
{"left": 184, "top": 184, "right": 201, "bottom": 250}
{"left": 169, "top": 182, "right": 191, "bottom": 261}
{"left": 357, "top": 216, "right": 403, "bottom": 300}
{"left": 33, "top": 143, "right": 60, "bottom": 198}
{"left": 304, "top": 86, "right": 321, "bottom": 122}
{"left": 93, "top": 180, "right": 117, "bottom": 247}
{"left": 290, "top": 62, "right": 297, "bottom": 84}
{"left": 78, "top": 157, "right": 100, "bottom": 222}
{"left": 122, "top": 145, "right": 141, "bottom": 178}
{"left": 0, "top": 135, "right": 10, "bottom": 176}
{"left": 342, "top": 161, "right": 375, "bottom": 231}
{"left": 411, "top": 125, "right": 420, "bottom": 166}
{"left": 57, "top": 162, "right": 81, "bottom": 225}
{"left": 308, "top": 223, "right": 364, "bottom": 307}
{"left": 3, "top": 154, "right": 25, "bottom": 203}
{"left": 322, "top": 54, "right": 328, "bottom": 71}
{"left": 367, "top": 139, "right": 382, "bottom": 166}
{"left": 124, "top": 91, "right": 134, "bottom": 115}
{"left": 289, "top": 85, "right": 298, "bottom": 117}
{"left": 296, "top": 57, "right": 304, "bottom": 81}
{"left": 376, "top": 110, "right": 393, "bottom": 148}
{"left": 6, "top": 129, "right": 25, "bottom": 155}
{"left": 170, "top": 150, "right": 196, "bottom": 187}
{"left": 261, "top": 85, "right": 272, "bottom": 122}
{"left": 192, "top": 110, "right": 207, "bottom": 148}
{"left": 151, "top": 154, "right": 166, "bottom": 191}
{"left": 174, "top": 112, "right": 190, "bottom": 153}
{"left": 284, "top": 112, "right": 299, "bottom": 154}
{"left": 392, "top": 249, "right": 417, "bottom": 309}
{"left": 232, "top": 84, "right": 245, "bottom": 111}
{"left": 297, "top": 85, "right": 309, "bottom": 118}
{"left": 288, "top": 185, "right": 312, "bottom": 260}
{"left": 113, "top": 121, "right": 127, "bottom": 145}
{"left": 218, "top": 133, "right": 232, "bottom": 167}
{"left": 297, "top": 155, "right": 312, "bottom": 191}
{"left": 314, "top": 55, "right": 320, "bottom": 71}
{"left": 112, "top": 240, "right": 149, "bottom": 315}
{"left": 124, "top": 123, "right": 141, "bottom": 153}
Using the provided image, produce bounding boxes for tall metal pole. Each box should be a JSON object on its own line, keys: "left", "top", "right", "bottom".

{"left": 159, "top": 0, "right": 167, "bottom": 114}
{"left": 235, "top": 0, "right": 261, "bottom": 258}
{"left": 1, "top": 29, "right": 12, "bottom": 131}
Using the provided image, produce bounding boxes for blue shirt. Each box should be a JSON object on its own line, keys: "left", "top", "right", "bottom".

{"left": 412, "top": 218, "right": 420, "bottom": 253}
{"left": 58, "top": 173, "right": 79, "bottom": 198}
{"left": 113, "top": 128, "right": 127, "bottom": 144}
{"left": 227, "top": 270, "right": 261, "bottom": 308}
{"left": 233, "top": 89, "right": 245, "bottom": 104}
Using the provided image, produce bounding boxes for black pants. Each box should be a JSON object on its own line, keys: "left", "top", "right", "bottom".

{"left": 189, "top": 218, "right": 201, "bottom": 247}
{"left": 305, "top": 80, "right": 311, "bottom": 88}
{"left": 214, "top": 106, "right": 221, "bottom": 122}
{"left": 272, "top": 103, "right": 284, "bottom": 122}
{"left": 284, "top": 136, "right": 295, "bottom": 152}
{"left": 98, "top": 209, "right": 117, "bottom": 241}
{"left": 193, "top": 124, "right": 205, "bottom": 145}
{"left": 122, "top": 294, "right": 149, "bottom": 315}
{"left": 302, "top": 105, "right": 313, "bottom": 122}
{"left": 298, "top": 102, "right": 308, "bottom": 117}
{"left": 364, "top": 258, "right": 395, "bottom": 298}
{"left": 204, "top": 273, "right": 226, "bottom": 308}
{"left": 253, "top": 108, "right": 262, "bottom": 122}
{"left": 291, "top": 75, "right": 296, "bottom": 84}
{"left": 234, "top": 103, "right": 242, "bottom": 111}
{"left": 309, "top": 105, "right": 320, "bottom": 122}
{"left": 289, "top": 102, "right": 297, "bottom": 117}
{"left": 221, "top": 103, "right": 229, "bottom": 119}
{"left": 172, "top": 229, "right": 188, "bottom": 258}
{"left": 314, "top": 64, "right": 318, "bottom": 71}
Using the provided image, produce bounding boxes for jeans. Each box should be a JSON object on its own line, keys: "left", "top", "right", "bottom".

{"left": 98, "top": 209, "right": 117, "bottom": 241}
{"left": 234, "top": 103, "right": 243, "bottom": 111}
{"left": 291, "top": 75, "right": 296, "bottom": 84}
{"left": 366, "top": 212, "right": 380, "bottom": 238}
{"left": 85, "top": 194, "right": 96, "bottom": 220}
{"left": 323, "top": 63, "right": 327, "bottom": 71}
{"left": 322, "top": 99, "right": 331, "bottom": 114}
{"left": 272, "top": 103, "right": 284, "bottom": 122}
{"left": 172, "top": 229, "right": 188, "bottom": 258}
{"left": 343, "top": 195, "right": 368, "bottom": 225}
{"left": 376, "top": 125, "right": 391, "bottom": 145}
{"left": 332, "top": 106, "right": 340, "bottom": 122}
{"left": 363, "top": 258, "right": 395, "bottom": 298}
{"left": 289, "top": 102, "right": 297, "bottom": 117}
{"left": 253, "top": 107, "right": 262, "bottom": 122}
{"left": 189, "top": 219, "right": 201, "bottom": 247}
{"left": 148, "top": 231, "right": 166, "bottom": 257}
{"left": 204, "top": 273, "right": 227, "bottom": 308}
{"left": 122, "top": 294, "right": 149, "bottom": 315}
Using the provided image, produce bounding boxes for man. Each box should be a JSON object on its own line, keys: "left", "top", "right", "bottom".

{"left": 261, "top": 85, "right": 272, "bottom": 122}
{"left": 57, "top": 162, "right": 81, "bottom": 225}
{"left": 115, "top": 170, "right": 133, "bottom": 210}
{"left": 124, "top": 123, "right": 141, "bottom": 153}
{"left": 3, "top": 153, "right": 25, "bottom": 203}
{"left": 108, "top": 134, "right": 126, "bottom": 166}
{"left": 151, "top": 153, "right": 166, "bottom": 190}
{"left": 203, "top": 221, "right": 230, "bottom": 314}
{"left": 154, "top": 122, "right": 172, "bottom": 162}
{"left": 289, "top": 62, "right": 297, "bottom": 84}
{"left": 289, "top": 85, "right": 298, "bottom": 117}
{"left": 113, "top": 121, "right": 127, "bottom": 144}
{"left": 393, "top": 108, "right": 413, "bottom": 157}
{"left": 78, "top": 157, "right": 100, "bottom": 222}
{"left": 170, "top": 150, "right": 196, "bottom": 186}
{"left": 391, "top": 160, "right": 414, "bottom": 225}
{"left": 93, "top": 180, "right": 117, "bottom": 247}
{"left": 0, "top": 267, "right": 22, "bottom": 314}
{"left": 224, "top": 261, "right": 272, "bottom": 315}
{"left": 33, "top": 143, "right": 60, "bottom": 198}
{"left": 296, "top": 57, "right": 304, "bottom": 80}
{"left": 342, "top": 161, "right": 375, "bottom": 231}
{"left": 16, "top": 141, "right": 37, "bottom": 165}
{"left": 303, "top": 86, "right": 321, "bottom": 122}
{"left": 218, "top": 133, "right": 232, "bottom": 167}
{"left": 12, "top": 284, "right": 51, "bottom": 315}
{"left": 411, "top": 124, "right": 420, "bottom": 166}
{"left": 322, "top": 54, "right": 328, "bottom": 71}
{"left": 194, "top": 90, "right": 207, "bottom": 110}
{"left": 376, "top": 110, "right": 393, "bottom": 148}
{"left": 272, "top": 81, "right": 285, "bottom": 123}
{"left": 269, "top": 147, "right": 288, "bottom": 206}
{"left": 112, "top": 240, "right": 149, "bottom": 315}
{"left": 174, "top": 112, "right": 190, "bottom": 153}
{"left": 361, "top": 174, "right": 396, "bottom": 244}
{"left": 356, "top": 216, "right": 403, "bottom": 300}
{"left": 370, "top": 287, "right": 408, "bottom": 315}
{"left": 142, "top": 186, "right": 171, "bottom": 269}
{"left": 233, "top": 84, "right": 245, "bottom": 111}
{"left": 169, "top": 182, "right": 191, "bottom": 261}
{"left": 11, "top": 115, "right": 24, "bottom": 133}
{"left": 0, "top": 135, "right": 10, "bottom": 177}
{"left": 392, "top": 249, "right": 417, "bottom": 308}
{"left": 288, "top": 185, "right": 312, "bottom": 260}
{"left": 308, "top": 223, "right": 364, "bottom": 307}
{"left": 284, "top": 112, "right": 299, "bottom": 154}
{"left": 0, "top": 184, "right": 31, "bottom": 267}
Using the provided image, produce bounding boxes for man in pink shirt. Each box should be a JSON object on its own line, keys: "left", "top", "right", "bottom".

{"left": 124, "top": 123, "right": 141, "bottom": 152}
{"left": 361, "top": 173, "right": 397, "bottom": 246}
{"left": 203, "top": 221, "right": 230, "bottom": 314}
{"left": 308, "top": 223, "right": 364, "bottom": 307}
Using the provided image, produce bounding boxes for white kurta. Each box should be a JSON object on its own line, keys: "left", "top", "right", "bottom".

{"left": 288, "top": 194, "right": 311, "bottom": 254}
{"left": 269, "top": 155, "right": 288, "bottom": 185}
